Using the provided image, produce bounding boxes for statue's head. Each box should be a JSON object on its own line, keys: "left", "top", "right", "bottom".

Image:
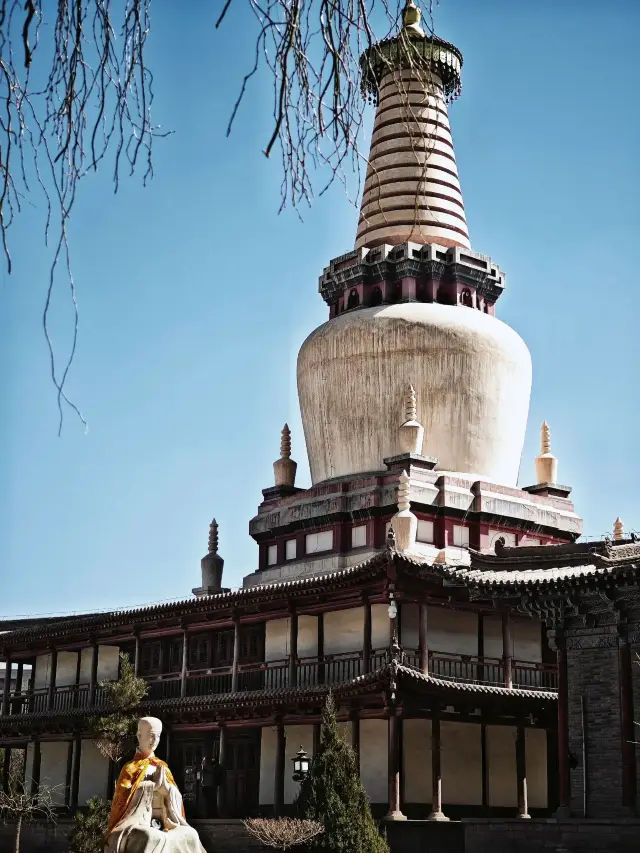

{"left": 137, "top": 716, "right": 162, "bottom": 755}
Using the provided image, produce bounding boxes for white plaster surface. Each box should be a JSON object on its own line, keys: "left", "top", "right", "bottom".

{"left": 265, "top": 618, "right": 289, "bottom": 663}
{"left": 324, "top": 607, "right": 364, "bottom": 656}
{"left": 39, "top": 741, "right": 69, "bottom": 805}
{"left": 297, "top": 304, "right": 532, "bottom": 486}
{"left": 484, "top": 616, "right": 542, "bottom": 663}
{"left": 427, "top": 607, "right": 478, "bottom": 656}
{"left": 442, "top": 721, "right": 482, "bottom": 805}
{"left": 371, "top": 604, "right": 390, "bottom": 650}
{"left": 486, "top": 725, "right": 517, "bottom": 807}
{"left": 403, "top": 718, "right": 432, "bottom": 804}
{"left": 526, "top": 727, "right": 548, "bottom": 809}
{"left": 78, "top": 739, "right": 109, "bottom": 804}
{"left": 359, "top": 718, "right": 387, "bottom": 803}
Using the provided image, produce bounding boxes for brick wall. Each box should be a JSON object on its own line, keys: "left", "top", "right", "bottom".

{"left": 567, "top": 644, "right": 623, "bottom": 816}
{"left": 463, "top": 818, "right": 640, "bottom": 853}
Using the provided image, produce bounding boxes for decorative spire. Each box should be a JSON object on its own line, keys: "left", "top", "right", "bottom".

{"left": 208, "top": 518, "right": 219, "bottom": 554}
{"left": 613, "top": 517, "right": 624, "bottom": 542}
{"left": 356, "top": 17, "right": 466, "bottom": 250}
{"left": 273, "top": 422, "right": 298, "bottom": 488}
{"left": 541, "top": 421, "right": 551, "bottom": 454}
{"left": 391, "top": 470, "right": 417, "bottom": 551}
{"left": 402, "top": 0, "right": 425, "bottom": 38}
{"left": 399, "top": 384, "right": 424, "bottom": 455}
{"left": 280, "top": 423, "right": 292, "bottom": 459}
{"left": 194, "top": 518, "right": 224, "bottom": 597}
{"left": 534, "top": 420, "right": 558, "bottom": 485}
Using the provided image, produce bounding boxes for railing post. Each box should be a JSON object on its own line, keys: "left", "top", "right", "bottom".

{"left": 231, "top": 615, "right": 240, "bottom": 693}
{"left": 1, "top": 655, "right": 11, "bottom": 716}
{"left": 419, "top": 602, "right": 428, "bottom": 675}
{"left": 502, "top": 613, "right": 513, "bottom": 689}
{"left": 47, "top": 648, "right": 58, "bottom": 711}
{"left": 89, "top": 643, "right": 99, "bottom": 707}
{"left": 289, "top": 606, "right": 298, "bottom": 688}
{"left": 180, "top": 627, "right": 188, "bottom": 698}
{"left": 363, "top": 598, "right": 372, "bottom": 674}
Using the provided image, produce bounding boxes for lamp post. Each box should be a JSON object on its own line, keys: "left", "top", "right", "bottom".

{"left": 291, "top": 746, "right": 310, "bottom": 784}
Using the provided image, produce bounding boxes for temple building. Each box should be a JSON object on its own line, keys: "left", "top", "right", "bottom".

{"left": 1, "top": 5, "right": 638, "bottom": 851}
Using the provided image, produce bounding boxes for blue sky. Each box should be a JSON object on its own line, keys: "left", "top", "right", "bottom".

{"left": 1, "top": 0, "right": 638, "bottom": 617}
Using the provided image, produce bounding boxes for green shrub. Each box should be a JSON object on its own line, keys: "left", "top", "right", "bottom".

{"left": 68, "top": 797, "right": 111, "bottom": 853}
{"left": 295, "top": 695, "right": 389, "bottom": 853}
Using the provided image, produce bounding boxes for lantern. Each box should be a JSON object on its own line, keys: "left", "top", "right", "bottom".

{"left": 291, "top": 746, "right": 310, "bottom": 783}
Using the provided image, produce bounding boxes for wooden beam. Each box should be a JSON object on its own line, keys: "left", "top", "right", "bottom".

{"left": 516, "top": 721, "right": 529, "bottom": 819}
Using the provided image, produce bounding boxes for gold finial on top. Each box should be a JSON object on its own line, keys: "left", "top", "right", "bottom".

{"left": 402, "top": 0, "right": 425, "bottom": 38}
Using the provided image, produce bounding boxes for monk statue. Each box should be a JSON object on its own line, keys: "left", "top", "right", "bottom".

{"left": 104, "top": 716, "right": 206, "bottom": 853}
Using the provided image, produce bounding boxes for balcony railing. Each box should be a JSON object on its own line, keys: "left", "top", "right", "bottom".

{"left": 1, "top": 647, "right": 557, "bottom": 716}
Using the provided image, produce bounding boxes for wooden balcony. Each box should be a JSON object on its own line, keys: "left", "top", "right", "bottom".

{"left": 1, "top": 648, "right": 557, "bottom": 716}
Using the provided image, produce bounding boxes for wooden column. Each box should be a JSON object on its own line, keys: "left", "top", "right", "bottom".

{"left": 231, "top": 616, "right": 240, "bottom": 693}
{"left": 556, "top": 643, "right": 570, "bottom": 815}
{"left": 15, "top": 662, "right": 24, "bottom": 697}
{"left": 180, "top": 627, "right": 188, "bottom": 698}
{"left": 477, "top": 614, "right": 485, "bottom": 683}
{"left": 419, "top": 602, "right": 428, "bottom": 675}
{"left": 313, "top": 723, "right": 321, "bottom": 757}
{"left": 619, "top": 638, "right": 636, "bottom": 810}
{"left": 317, "top": 613, "right": 325, "bottom": 686}
{"left": 1, "top": 655, "right": 11, "bottom": 715}
{"left": 70, "top": 737, "right": 82, "bottom": 810}
{"left": 351, "top": 711, "right": 361, "bottom": 772}
{"left": 516, "top": 722, "right": 530, "bottom": 818}
{"left": 428, "top": 708, "right": 447, "bottom": 820}
{"left": 217, "top": 725, "right": 227, "bottom": 817}
{"left": 64, "top": 740, "right": 74, "bottom": 807}
{"left": 47, "top": 648, "right": 58, "bottom": 711}
{"left": 2, "top": 746, "right": 10, "bottom": 793}
{"left": 31, "top": 740, "right": 41, "bottom": 798}
{"left": 480, "top": 720, "right": 489, "bottom": 812}
{"left": 502, "top": 613, "right": 513, "bottom": 689}
{"left": 363, "top": 599, "right": 372, "bottom": 674}
{"left": 289, "top": 606, "right": 298, "bottom": 687}
{"left": 386, "top": 711, "right": 404, "bottom": 819}
{"left": 274, "top": 720, "right": 286, "bottom": 817}
{"left": 133, "top": 631, "right": 141, "bottom": 678}
{"left": 88, "top": 643, "right": 99, "bottom": 707}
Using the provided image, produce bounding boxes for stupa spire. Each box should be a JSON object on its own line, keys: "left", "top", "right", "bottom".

{"left": 391, "top": 470, "right": 418, "bottom": 551}
{"left": 357, "top": 14, "right": 467, "bottom": 249}
{"left": 613, "top": 517, "right": 624, "bottom": 542}
{"left": 273, "top": 422, "right": 297, "bottom": 488}
{"left": 194, "top": 518, "right": 224, "bottom": 597}
{"left": 534, "top": 420, "right": 558, "bottom": 485}
{"left": 208, "top": 518, "right": 219, "bottom": 554}
{"left": 399, "top": 384, "right": 424, "bottom": 455}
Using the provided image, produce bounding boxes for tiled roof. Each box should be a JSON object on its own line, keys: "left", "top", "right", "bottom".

{"left": 394, "top": 665, "right": 557, "bottom": 700}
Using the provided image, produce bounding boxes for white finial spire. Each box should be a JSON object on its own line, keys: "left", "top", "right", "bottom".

{"left": 399, "top": 384, "right": 424, "bottom": 455}
{"left": 534, "top": 420, "right": 558, "bottom": 485}
{"left": 391, "top": 470, "right": 417, "bottom": 551}
{"left": 613, "top": 517, "right": 624, "bottom": 542}
{"left": 274, "top": 422, "right": 297, "bottom": 488}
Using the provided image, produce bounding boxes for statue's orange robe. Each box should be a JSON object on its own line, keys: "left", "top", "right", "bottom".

{"left": 106, "top": 753, "right": 185, "bottom": 835}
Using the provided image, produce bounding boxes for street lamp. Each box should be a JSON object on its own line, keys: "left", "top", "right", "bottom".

{"left": 387, "top": 593, "right": 397, "bottom": 621}
{"left": 291, "top": 746, "right": 310, "bottom": 783}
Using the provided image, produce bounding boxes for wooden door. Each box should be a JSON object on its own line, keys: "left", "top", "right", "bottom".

{"left": 223, "top": 731, "right": 260, "bottom": 817}
{"left": 178, "top": 741, "right": 204, "bottom": 819}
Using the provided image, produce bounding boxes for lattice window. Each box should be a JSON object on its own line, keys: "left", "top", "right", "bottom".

{"left": 169, "top": 638, "right": 184, "bottom": 672}
{"left": 189, "top": 634, "right": 210, "bottom": 669}
{"left": 140, "top": 642, "right": 161, "bottom": 675}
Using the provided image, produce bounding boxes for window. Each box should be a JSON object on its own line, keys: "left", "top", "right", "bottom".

{"left": 267, "top": 544, "right": 278, "bottom": 566}
{"left": 452, "top": 525, "right": 470, "bottom": 548}
{"left": 305, "top": 530, "right": 334, "bottom": 554}
{"left": 488, "top": 529, "right": 517, "bottom": 548}
{"left": 240, "top": 630, "right": 261, "bottom": 663}
{"left": 347, "top": 289, "right": 360, "bottom": 309}
{"left": 285, "top": 539, "right": 297, "bottom": 560}
{"left": 189, "top": 634, "right": 210, "bottom": 669}
{"left": 214, "top": 630, "right": 234, "bottom": 666}
{"left": 417, "top": 519, "right": 434, "bottom": 543}
{"left": 140, "top": 641, "right": 161, "bottom": 675}
{"left": 352, "top": 525, "right": 367, "bottom": 548}
{"left": 169, "top": 637, "right": 184, "bottom": 672}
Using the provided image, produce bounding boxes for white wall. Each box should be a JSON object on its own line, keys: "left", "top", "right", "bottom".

{"left": 324, "top": 607, "right": 364, "bottom": 655}
{"left": 428, "top": 608, "right": 478, "bottom": 657}
{"left": 56, "top": 652, "right": 79, "bottom": 687}
{"left": 265, "top": 619, "right": 289, "bottom": 663}
{"left": 259, "top": 726, "right": 277, "bottom": 806}
{"left": 403, "top": 718, "right": 431, "bottom": 803}
{"left": 24, "top": 742, "right": 35, "bottom": 784}
{"left": 371, "top": 604, "right": 390, "bottom": 650}
{"left": 442, "top": 721, "right": 482, "bottom": 805}
{"left": 360, "top": 718, "right": 387, "bottom": 803}
{"left": 34, "top": 654, "right": 51, "bottom": 690}
{"left": 97, "top": 646, "right": 120, "bottom": 681}
{"left": 526, "top": 728, "right": 547, "bottom": 809}
{"left": 78, "top": 740, "right": 110, "bottom": 804}
{"left": 486, "top": 724, "right": 517, "bottom": 807}
{"left": 39, "top": 741, "right": 69, "bottom": 805}
{"left": 298, "top": 616, "right": 318, "bottom": 659}
{"left": 484, "top": 616, "right": 542, "bottom": 663}
{"left": 401, "top": 603, "right": 418, "bottom": 649}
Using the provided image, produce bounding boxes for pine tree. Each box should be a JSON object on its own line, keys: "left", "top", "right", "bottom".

{"left": 90, "top": 652, "right": 148, "bottom": 764}
{"left": 295, "top": 695, "right": 389, "bottom": 853}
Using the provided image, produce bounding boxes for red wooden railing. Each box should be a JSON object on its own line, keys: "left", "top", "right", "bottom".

{"left": 2, "top": 646, "right": 557, "bottom": 715}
